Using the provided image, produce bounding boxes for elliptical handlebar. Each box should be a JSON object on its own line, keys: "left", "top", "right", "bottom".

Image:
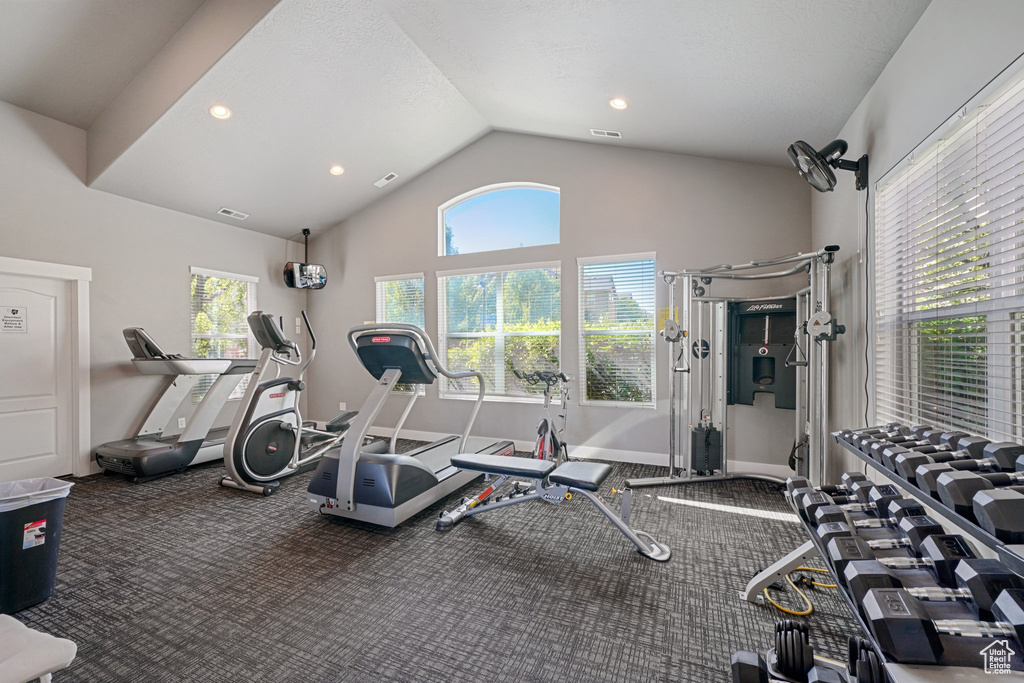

{"left": 298, "top": 310, "right": 316, "bottom": 381}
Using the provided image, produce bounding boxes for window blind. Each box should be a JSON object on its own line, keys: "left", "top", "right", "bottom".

{"left": 578, "top": 255, "right": 656, "bottom": 406}
{"left": 437, "top": 264, "right": 561, "bottom": 399}
{"left": 189, "top": 268, "right": 257, "bottom": 401}
{"left": 874, "top": 66, "right": 1024, "bottom": 440}
{"left": 375, "top": 274, "right": 426, "bottom": 394}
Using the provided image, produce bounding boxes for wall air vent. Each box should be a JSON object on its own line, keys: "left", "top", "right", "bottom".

{"left": 590, "top": 129, "right": 623, "bottom": 139}
{"left": 373, "top": 172, "right": 398, "bottom": 188}
{"left": 216, "top": 207, "right": 249, "bottom": 220}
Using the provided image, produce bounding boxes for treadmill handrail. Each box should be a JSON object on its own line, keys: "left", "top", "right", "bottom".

{"left": 347, "top": 323, "right": 485, "bottom": 453}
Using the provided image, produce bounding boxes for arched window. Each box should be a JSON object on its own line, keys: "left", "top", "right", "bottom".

{"left": 438, "top": 183, "right": 560, "bottom": 256}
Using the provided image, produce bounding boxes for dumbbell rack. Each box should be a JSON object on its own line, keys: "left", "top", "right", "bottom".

{"left": 784, "top": 486, "right": 1017, "bottom": 681}
{"left": 833, "top": 434, "right": 1024, "bottom": 577}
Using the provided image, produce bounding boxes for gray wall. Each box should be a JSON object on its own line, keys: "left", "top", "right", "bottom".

{"left": 810, "top": 0, "right": 1024, "bottom": 478}
{"left": 308, "top": 131, "right": 812, "bottom": 470}
{"left": 0, "top": 100, "right": 307, "bottom": 468}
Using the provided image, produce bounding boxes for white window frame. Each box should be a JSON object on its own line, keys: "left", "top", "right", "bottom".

{"left": 577, "top": 252, "right": 657, "bottom": 409}
{"left": 375, "top": 272, "right": 426, "bottom": 396}
{"left": 871, "top": 53, "right": 1024, "bottom": 441}
{"left": 437, "top": 181, "right": 560, "bottom": 257}
{"left": 437, "top": 260, "right": 561, "bottom": 403}
{"left": 189, "top": 266, "right": 258, "bottom": 402}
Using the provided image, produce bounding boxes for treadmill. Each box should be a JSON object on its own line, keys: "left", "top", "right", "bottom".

{"left": 95, "top": 327, "right": 257, "bottom": 482}
{"left": 307, "top": 323, "right": 515, "bottom": 527}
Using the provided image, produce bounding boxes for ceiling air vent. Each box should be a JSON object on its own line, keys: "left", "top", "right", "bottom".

{"left": 590, "top": 129, "right": 622, "bottom": 139}
{"left": 373, "top": 172, "right": 398, "bottom": 188}
{"left": 216, "top": 207, "right": 249, "bottom": 220}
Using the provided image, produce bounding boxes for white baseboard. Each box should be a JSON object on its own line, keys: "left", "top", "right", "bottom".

{"left": 567, "top": 445, "right": 793, "bottom": 480}
{"left": 358, "top": 426, "right": 793, "bottom": 479}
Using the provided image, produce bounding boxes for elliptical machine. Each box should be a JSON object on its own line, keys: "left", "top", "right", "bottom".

{"left": 220, "top": 311, "right": 355, "bottom": 496}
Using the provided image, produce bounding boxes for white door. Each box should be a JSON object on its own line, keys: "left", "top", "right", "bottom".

{"left": 0, "top": 273, "right": 72, "bottom": 480}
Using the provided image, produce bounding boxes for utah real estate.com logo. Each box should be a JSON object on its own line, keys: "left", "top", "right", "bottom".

{"left": 981, "top": 640, "right": 1015, "bottom": 675}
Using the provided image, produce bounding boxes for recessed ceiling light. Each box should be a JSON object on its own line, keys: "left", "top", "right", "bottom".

{"left": 330, "top": 165, "right": 344, "bottom": 175}
{"left": 209, "top": 104, "right": 231, "bottom": 119}
{"left": 609, "top": 98, "right": 628, "bottom": 110}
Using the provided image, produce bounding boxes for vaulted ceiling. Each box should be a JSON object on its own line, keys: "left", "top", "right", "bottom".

{"left": 0, "top": 0, "right": 931, "bottom": 239}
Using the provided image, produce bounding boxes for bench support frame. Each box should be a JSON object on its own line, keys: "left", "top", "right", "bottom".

{"left": 437, "top": 468, "right": 671, "bottom": 562}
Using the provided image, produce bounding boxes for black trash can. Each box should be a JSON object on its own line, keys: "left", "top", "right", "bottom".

{"left": 0, "top": 478, "right": 73, "bottom": 614}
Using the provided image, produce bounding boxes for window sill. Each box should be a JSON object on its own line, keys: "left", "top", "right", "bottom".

{"left": 439, "top": 393, "right": 547, "bottom": 405}
{"left": 578, "top": 399, "right": 657, "bottom": 409}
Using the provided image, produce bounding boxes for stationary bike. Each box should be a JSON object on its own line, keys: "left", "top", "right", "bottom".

{"left": 513, "top": 368, "right": 572, "bottom": 465}
{"left": 220, "top": 311, "right": 355, "bottom": 496}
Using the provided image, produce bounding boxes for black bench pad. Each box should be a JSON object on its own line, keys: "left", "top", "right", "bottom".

{"left": 549, "top": 461, "right": 612, "bottom": 492}
{"left": 451, "top": 454, "right": 555, "bottom": 478}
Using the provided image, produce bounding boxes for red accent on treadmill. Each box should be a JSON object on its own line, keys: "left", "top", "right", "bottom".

{"left": 371, "top": 336, "right": 391, "bottom": 343}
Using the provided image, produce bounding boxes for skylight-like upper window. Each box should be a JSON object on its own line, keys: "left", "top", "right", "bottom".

{"left": 439, "top": 183, "right": 560, "bottom": 256}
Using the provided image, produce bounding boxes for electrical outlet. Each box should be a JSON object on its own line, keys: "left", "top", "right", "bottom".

{"left": 177, "top": 417, "right": 187, "bottom": 429}
{"left": 295, "top": 317, "right": 302, "bottom": 334}
{"left": 339, "top": 402, "right": 346, "bottom": 411}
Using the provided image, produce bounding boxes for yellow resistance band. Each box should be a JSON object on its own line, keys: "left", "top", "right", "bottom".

{"left": 762, "top": 567, "right": 837, "bottom": 616}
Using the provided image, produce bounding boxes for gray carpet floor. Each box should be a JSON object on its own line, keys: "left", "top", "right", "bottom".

{"left": 15, "top": 443, "right": 860, "bottom": 682}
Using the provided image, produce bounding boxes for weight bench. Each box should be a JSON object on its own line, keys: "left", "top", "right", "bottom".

{"left": 437, "top": 454, "right": 671, "bottom": 561}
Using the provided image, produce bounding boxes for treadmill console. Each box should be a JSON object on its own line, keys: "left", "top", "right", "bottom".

{"left": 123, "top": 328, "right": 168, "bottom": 360}
{"left": 355, "top": 333, "right": 437, "bottom": 384}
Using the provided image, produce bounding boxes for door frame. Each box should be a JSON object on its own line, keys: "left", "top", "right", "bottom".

{"left": 0, "top": 256, "right": 92, "bottom": 477}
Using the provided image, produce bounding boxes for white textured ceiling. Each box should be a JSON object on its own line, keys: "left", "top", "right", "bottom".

{"left": 382, "top": 0, "right": 931, "bottom": 164}
{"left": 4, "top": 0, "right": 931, "bottom": 239}
{"left": 0, "top": 0, "right": 207, "bottom": 129}
{"left": 88, "top": 0, "right": 490, "bottom": 239}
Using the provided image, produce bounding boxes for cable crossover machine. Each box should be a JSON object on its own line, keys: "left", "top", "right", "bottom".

{"left": 627, "top": 245, "right": 844, "bottom": 490}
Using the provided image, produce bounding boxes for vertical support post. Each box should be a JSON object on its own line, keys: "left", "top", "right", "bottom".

{"left": 666, "top": 276, "right": 678, "bottom": 478}
{"left": 682, "top": 275, "right": 693, "bottom": 478}
{"left": 807, "top": 259, "right": 821, "bottom": 487}
{"left": 715, "top": 301, "right": 728, "bottom": 477}
{"left": 820, "top": 257, "right": 832, "bottom": 485}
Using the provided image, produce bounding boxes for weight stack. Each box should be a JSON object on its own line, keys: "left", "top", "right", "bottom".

{"left": 691, "top": 425, "right": 723, "bottom": 472}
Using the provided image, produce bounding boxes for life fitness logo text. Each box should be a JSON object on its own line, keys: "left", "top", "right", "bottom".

{"left": 372, "top": 336, "right": 391, "bottom": 343}
{"left": 746, "top": 303, "right": 784, "bottom": 312}
{"left": 268, "top": 392, "right": 286, "bottom": 399}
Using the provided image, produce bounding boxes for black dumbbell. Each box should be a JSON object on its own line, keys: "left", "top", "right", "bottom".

{"left": 817, "top": 515, "right": 944, "bottom": 551}
{"left": 875, "top": 431, "right": 975, "bottom": 467}
{"left": 845, "top": 558, "right": 1024, "bottom": 620}
{"left": 912, "top": 442, "right": 1024, "bottom": 498}
{"left": 891, "top": 436, "right": 1003, "bottom": 481}
{"left": 853, "top": 428, "right": 912, "bottom": 452}
{"left": 827, "top": 533, "right": 976, "bottom": 586}
{"left": 974, "top": 488, "right": 1024, "bottom": 543}
{"left": 856, "top": 428, "right": 937, "bottom": 456}
{"left": 806, "top": 485, "right": 906, "bottom": 526}
{"left": 838, "top": 423, "right": 906, "bottom": 442}
{"left": 813, "top": 497, "right": 925, "bottom": 529}
{"left": 785, "top": 472, "right": 868, "bottom": 498}
{"left": 865, "top": 430, "right": 968, "bottom": 462}
{"left": 863, "top": 588, "right": 1024, "bottom": 664}
{"left": 798, "top": 482, "right": 878, "bottom": 521}
{"left": 937, "top": 467, "right": 1024, "bottom": 520}
{"left": 729, "top": 650, "right": 768, "bottom": 683}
